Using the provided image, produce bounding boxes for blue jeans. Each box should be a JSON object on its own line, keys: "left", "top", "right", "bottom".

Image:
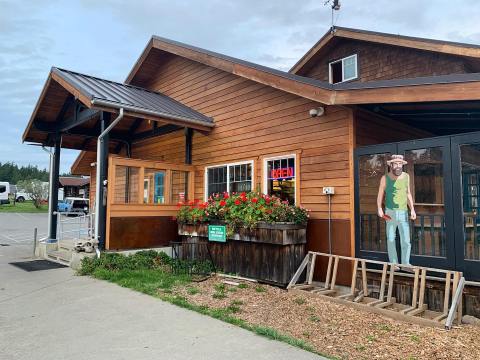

{"left": 385, "top": 208, "right": 411, "bottom": 265}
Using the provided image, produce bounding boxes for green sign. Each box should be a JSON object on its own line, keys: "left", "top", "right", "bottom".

{"left": 208, "top": 225, "right": 226, "bottom": 242}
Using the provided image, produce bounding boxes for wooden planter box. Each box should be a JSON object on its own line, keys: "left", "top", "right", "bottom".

{"left": 177, "top": 222, "right": 306, "bottom": 287}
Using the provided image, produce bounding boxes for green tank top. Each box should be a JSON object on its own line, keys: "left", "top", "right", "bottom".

{"left": 385, "top": 174, "right": 408, "bottom": 210}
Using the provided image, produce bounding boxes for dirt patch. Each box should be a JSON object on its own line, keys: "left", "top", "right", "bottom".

{"left": 173, "top": 276, "right": 480, "bottom": 360}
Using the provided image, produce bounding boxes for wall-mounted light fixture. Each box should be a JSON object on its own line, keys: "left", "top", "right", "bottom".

{"left": 309, "top": 106, "right": 325, "bottom": 117}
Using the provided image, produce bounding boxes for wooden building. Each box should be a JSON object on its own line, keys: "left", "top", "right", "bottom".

{"left": 22, "top": 26, "right": 480, "bottom": 281}
{"left": 59, "top": 176, "right": 90, "bottom": 198}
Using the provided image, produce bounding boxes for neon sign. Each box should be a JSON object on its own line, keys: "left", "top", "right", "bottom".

{"left": 270, "top": 167, "right": 294, "bottom": 180}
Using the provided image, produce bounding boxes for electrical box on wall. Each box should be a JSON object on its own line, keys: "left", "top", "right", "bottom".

{"left": 323, "top": 187, "right": 335, "bottom": 195}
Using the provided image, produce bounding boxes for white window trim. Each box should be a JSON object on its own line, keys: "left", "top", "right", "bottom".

{"left": 262, "top": 153, "right": 297, "bottom": 205}
{"left": 204, "top": 160, "right": 254, "bottom": 201}
{"left": 329, "top": 54, "right": 358, "bottom": 84}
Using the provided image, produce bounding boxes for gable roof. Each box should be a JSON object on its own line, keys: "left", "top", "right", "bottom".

{"left": 290, "top": 26, "right": 480, "bottom": 75}
{"left": 125, "top": 33, "right": 480, "bottom": 106}
{"left": 52, "top": 67, "right": 213, "bottom": 127}
{"left": 22, "top": 67, "right": 214, "bottom": 146}
{"left": 59, "top": 176, "right": 90, "bottom": 187}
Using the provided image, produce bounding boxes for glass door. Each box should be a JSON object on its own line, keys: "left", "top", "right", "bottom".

{"left": 355, "top": 143, "right": 397, "bottom": 261}
{"left": 397, "top": 137, "right": 455, "bottom": 269}
{"left": 451, "top": 132, "right": 480, "bottom": 279}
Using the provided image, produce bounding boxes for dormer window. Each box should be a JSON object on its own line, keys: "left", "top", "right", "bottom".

{"left": 329, "top": 54, "right": 358, "bottom": 84}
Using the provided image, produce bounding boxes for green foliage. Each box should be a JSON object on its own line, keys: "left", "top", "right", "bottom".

{"left": 212, "top": 292, "right": 226, "bottom": 299}
{"left": 17, "top": 179, "right": 48, "bottom": 208}
{"left": 410, "top": 334, "right": 420, "bottom": 343}
{"left": 255, "top": 285, "right": 266, "bottom": 293}
{"left": 186, "top": 286, "right": 200, "bottom": 295}
{"left": 0, "top": 201, "right": 48, "bottom": 212}
{"left": 0, "top": 162, "right": 49, "bottom": 184}
{"left": 294, "top": 297, "right": 306, "bottom": 305}
{"left": 237, "top": 283, "right": 249, "bottom": 289}
{"left": 309, "top": 315, "right": 321, "bottom": 323}
{"left": 78, "top": 250, "right": 172, "bottom": 275}
{"left": 176, "top": 191, "right": 309, "bottom": 236}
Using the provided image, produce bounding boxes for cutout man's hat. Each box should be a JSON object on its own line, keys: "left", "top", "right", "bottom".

{"left": 387, "top": 154, "right": 407, "bottom": 165}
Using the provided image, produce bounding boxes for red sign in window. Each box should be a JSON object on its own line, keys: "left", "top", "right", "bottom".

{"left": 270, "top": 167, "right": 294, "bottom": 180}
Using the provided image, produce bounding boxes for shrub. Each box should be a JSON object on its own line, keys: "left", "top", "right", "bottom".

{"left": 176, "top": 191, "right": 309, "bottom": 235}
{"left": 78, "top": 250, "right": 172, "bottom": 275}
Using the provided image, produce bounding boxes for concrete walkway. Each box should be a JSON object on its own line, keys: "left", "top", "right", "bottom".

{"left": 0, "top": 227, "right": 324, "bottom": 359}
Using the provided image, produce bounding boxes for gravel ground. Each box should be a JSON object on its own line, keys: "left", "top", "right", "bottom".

{"left": 174, "top": 276, "right": 480, "bottom": 360}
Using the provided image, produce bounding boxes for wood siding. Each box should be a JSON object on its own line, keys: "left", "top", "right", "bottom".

{"left": 355, "top": 108, "right": 431, "bottom": 147}
{"left": 302, "top": 39, "right": 473, "bottom": 83}
{"left": 130, "top": 54, "right": 354, "bottom": 222}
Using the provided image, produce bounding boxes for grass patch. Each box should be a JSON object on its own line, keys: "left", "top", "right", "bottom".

{"left": 231, "top": 299, "right": 244, "bottom": 306}
{"left": 294, "top": 297, "right": 306, "bottom": 305}
{"left": 237, "top": 283, "right": 249, "bottom": 289}
{"left": 186, "top": 286, "right": 200, "bottom": 295}
{"left": 309, "top": 315, "right": 321, "bottom": 323}
{"left": 255, "top": 285, "right": 266, "bottom": 293}
{"left": 410, "top": 334, "right": 420, "bottom": 343}
{"left": 366, "top": 335, "right": 376, "bottom": 342}
{"left": 227, "top": 287, "right": 237, "bottom": 292}
{"left": 377, "top": 323, "right": 392, "bottom": 332}
{"left": 0, "top": 200, "right": 48, "bottom": 213}
{"left": 212, "top": 292, "right": 227, "bottom": 299}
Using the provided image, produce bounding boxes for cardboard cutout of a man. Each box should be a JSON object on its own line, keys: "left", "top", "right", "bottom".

{"left": 377, "top": 154, "right": 416, "bottom": 266}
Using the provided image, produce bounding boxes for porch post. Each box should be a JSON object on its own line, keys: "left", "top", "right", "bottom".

{"left": 185, "top": 127, "right": 192, "bottom": 165}
{"left": 48, "top": 132, "right": 61, "bottom": 240}
{"left": 96, "top": 111, "right": 110, "bottom": 250}
{"left": 185, "top": 128, "right": 193, "bottom": 200}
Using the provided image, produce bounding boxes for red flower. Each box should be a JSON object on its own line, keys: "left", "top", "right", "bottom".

{"left": 234, "top": 199, "right": 241, "bottom": 205}
{"left": 251, "top": 197, "right": 258, "bottom": 203}
{"left": 240, "top": 192, "right": 246, "bottom": 197}
{"left": 188, "top": 200, "right": 194, "bottom": 206}
{"left": 199, "top": 202, "right": 207, "bottom": 209}
{"left": 265, "top": 198, "right": 271, "bottom": 205}
{"left": 219, "top": 200, "right": 227, "bottom": 206}
{"left": 223, "top": 192, "right": 230, "bottom": 199}
{"left": 176, "top": 202, "right": 184, "bottom": 208}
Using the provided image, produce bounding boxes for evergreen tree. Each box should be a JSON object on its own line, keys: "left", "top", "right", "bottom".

{"left": 0, "top": 162, "right": 49, "bottom": 183}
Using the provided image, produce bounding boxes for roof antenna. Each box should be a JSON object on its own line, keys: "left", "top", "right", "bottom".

{"left": 324, "top": 0, "right": 341, "bottom": 31}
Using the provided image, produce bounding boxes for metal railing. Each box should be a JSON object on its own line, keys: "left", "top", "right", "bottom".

{"left": 57, "top": 212, "right": 95, "bottom": 242}
{"left": 360, "top": 213, "right": 447, "bottom": 257}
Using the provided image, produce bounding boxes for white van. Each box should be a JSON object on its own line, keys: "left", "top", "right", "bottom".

{"left": 0, "top": 182, "right": 10, "bottom": 205}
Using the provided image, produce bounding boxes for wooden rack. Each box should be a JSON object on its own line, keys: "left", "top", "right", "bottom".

{"left": 288, "top": 252, "right": 466, "bottom": 329}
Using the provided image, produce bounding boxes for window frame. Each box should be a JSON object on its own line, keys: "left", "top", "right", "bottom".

{"left": 204, "top": 160, "right": 254, "bottom": 200}
{"left": 262, "top": 153, "right": 297, "bottom": 205}
{"left": 329, "top": 54, "right": 358, "bottom": 84}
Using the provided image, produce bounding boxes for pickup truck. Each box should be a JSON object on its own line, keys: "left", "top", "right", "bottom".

{"left": 58, "top": 197, "right": 89, "bottom": 215}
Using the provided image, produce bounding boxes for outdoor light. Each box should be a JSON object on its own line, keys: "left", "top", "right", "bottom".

{"left": 309, "top": 107, "right": 325, "bottom": 117}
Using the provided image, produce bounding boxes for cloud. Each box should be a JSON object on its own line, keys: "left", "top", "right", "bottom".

{"left": 2, "top": 0, "right": 480, "bottom": 174}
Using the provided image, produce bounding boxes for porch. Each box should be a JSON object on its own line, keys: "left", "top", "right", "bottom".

{"left": 353, "top": 101, "right": 480, "bottom": 282}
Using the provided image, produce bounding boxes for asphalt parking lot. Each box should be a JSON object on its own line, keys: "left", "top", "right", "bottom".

{"left": 0, "top": 213, "right": 48, "bottom": 247}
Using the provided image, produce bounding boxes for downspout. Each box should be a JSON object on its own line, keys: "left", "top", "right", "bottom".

{"left": 94, "top": 108, "right": 124, "bottom": 256}
{"left": 41, "top": 146, "right": 54, "bottom": 240}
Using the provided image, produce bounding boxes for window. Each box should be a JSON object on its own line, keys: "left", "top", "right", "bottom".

{"left": 205, "top": 161, "right": 253, "bottom": 198}
{"left": 263, "top": 155, "right": 296, "bottom": 205}
{"left": 329, "top": 54, "right": 358, "bottom": 84}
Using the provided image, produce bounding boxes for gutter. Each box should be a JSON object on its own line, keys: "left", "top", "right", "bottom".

{"left": 94, "top": 108, "right": 124, "bottom": 257}
{"left": 90, "top": 98, "right": 214, "bottom": 129}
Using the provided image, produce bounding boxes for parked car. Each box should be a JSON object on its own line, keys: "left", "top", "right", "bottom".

{"left": 15, "top": 191, "right": 32, "bottom": 202}
{"left": 58, "top": 197, "right": 89, "bottom": 215}
{"left": 0, "top": 182, "right": 10, "bottom": 205}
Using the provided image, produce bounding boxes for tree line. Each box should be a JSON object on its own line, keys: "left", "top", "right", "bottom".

{"left": 0, "top": 162, "right": 49, "bottom": 184}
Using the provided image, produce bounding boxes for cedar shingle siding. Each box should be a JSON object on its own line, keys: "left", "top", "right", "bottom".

{"left": 303, "top": 39, "right": 472, "bottom": 83}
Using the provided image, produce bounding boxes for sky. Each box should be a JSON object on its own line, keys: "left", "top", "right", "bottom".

{"left": 1, "top": 0, "right": 480, "bottom": 174}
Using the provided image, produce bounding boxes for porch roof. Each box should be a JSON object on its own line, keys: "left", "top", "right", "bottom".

{"left": 22, "top": 67, "right": 213, "bottom": 149}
